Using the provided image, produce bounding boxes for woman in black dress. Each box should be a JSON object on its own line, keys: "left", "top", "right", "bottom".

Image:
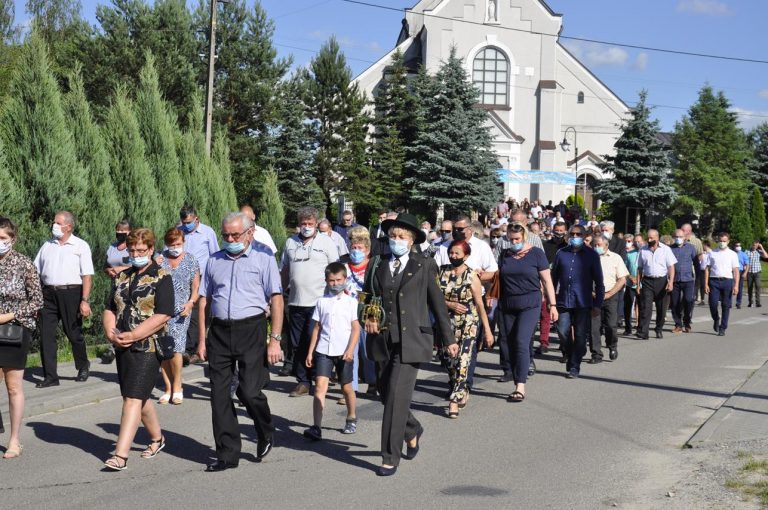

{"left": 0, "top": 217, "right": 43, "bottom": 458}
{"left": 103, "top": 228, "right": 174, "bottom": 471}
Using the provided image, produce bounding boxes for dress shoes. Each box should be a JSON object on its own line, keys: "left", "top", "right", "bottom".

{"left": 277, "top": 365, "right": 291, "bottom": 377}
{"left": 655, "top": 331, "right": 663, "bottom": 339}
{"left": 289, "top": 383, "right": 310, "bottom": 397}
{"left": 718, "top": 329, "right": 726, "bottom": 337}
{"left": 713, "top": 319, "right": 720, "bottom": 333}
{"left": 35, "top": 378, "right": 60, "bottom": 388}
{"left": 403, "top": 426, "right": 423, "bottom": 460}
{"left": 257, "top": 437, "right": 273, "bottom": 460}
{"left": 566, "top": 368, "right": 579, "bottom": 379}
{"left": 498, "top": 373, "right": 514, "bottom": 383}
{"left": 635, "top": 332, "right": 649, "bottom": 340}
{"left": 205, "top": 460, "right": 238, "bottom": 472}
{"left": 609, "top": 347, "right": 618, "bottom": 361}
{"left": 534, "top": 345, "right": 549, "bottom": 355}
{"left": 587, "top": 356, "right": 602, "bottom": 364}
{"left": 376, "top": 465, "right": 397, "bottom": 476}
{"left": 75, "top": 362, "right": 90, "bottom": 382}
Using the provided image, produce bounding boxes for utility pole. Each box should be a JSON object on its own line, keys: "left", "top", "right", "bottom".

{"left": 204, "top": 0, "right": 218, "bottom": 157}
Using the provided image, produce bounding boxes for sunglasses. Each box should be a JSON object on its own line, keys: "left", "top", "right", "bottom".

{"left": 569, "top": 232, "right": 584, "bottom": 237}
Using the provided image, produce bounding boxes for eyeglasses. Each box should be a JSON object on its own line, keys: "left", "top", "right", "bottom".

{"left": 569, "top": 232, "right": 584, "bottom": 237}
{"left": 221, "top": 231, "right": 248, "bottom": 241}
{"left": 127, "top": 247, "right": 151, "bottom": 255}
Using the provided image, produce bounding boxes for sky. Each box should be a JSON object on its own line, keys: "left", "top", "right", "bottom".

{"left": 13, "top": 0, "right": 767, "bottom": 132}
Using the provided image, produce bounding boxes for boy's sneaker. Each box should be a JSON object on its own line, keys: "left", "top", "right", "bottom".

{"left": 303, "top": 425, "right": 322, "bottom": 441}
{"left": 342, "top": 419, "right": 357, "bottom": 435}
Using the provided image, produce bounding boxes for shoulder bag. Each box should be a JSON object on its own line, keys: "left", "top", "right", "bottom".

{"left": 0, "top": 323, "right": 23, "bottom": 346}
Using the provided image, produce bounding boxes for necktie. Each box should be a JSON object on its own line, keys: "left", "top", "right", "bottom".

{"left": 392, "top": 259, "right": 402, "bottom": 277}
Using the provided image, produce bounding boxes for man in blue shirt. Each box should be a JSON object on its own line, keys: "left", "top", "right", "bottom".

{"left": 670, "top": 229, "right": 698, "bottom": 333}
{"left": 197, "top": 212, "right": 284, "bottom": 472}
{"left": 551, "top": 224, "right": 604, "bottom": 379}
{"left": 734, "top": 242, "right": 750, "bottom": 309}
{"left": 333, "top": 210, "right": 360, "bottom": 246}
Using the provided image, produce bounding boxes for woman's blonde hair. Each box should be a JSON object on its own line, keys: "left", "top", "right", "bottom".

{"left": 348, "top": 226, "right": 370, "bottom": 248}
{"left": 127, "top": 228, "right": 156, "bottom": 249}
{"left": 507, "top": 222, "right": 528, "bottom": 242}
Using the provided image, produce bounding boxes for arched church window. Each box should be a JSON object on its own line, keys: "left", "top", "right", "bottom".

{"left": 472, "top": 47, "right": 508, "bottom": 106}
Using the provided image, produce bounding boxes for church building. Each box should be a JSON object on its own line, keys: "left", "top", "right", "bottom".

{"left": 354, "top": 0, "right": 630, "bottom": 212}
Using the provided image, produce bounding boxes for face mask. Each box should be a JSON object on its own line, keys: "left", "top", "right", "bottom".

{"left": 569, "top": 237, "right": 584, "bottom": 248}
{"left": 129, "top": 256, "right": 149, "bottom": 268}
{"left": 735, "top": 246, "right": 742, "bottom": 252}
{"left": 595, "top": 247, "right": 605, "bottom": 255}
{"left": 719, "top": 241, "right": 728, "bottom": 249}
{"left": 603, "top": 232, "right": 612, "bottom": 240}
{"left": 510, "top": 242, "right": 525, "bottom": 252}
{"left": 441, "top": 232, "right": 451, "bottom": 242}
{"left": 222, "top": 241, "right": 245, "bottom": 254}
{"left": 674, "top": 237, "right": 684, "bottom": 246}
{"left": 648, "top": 240, "right": 657, "bottom": 247}
{"left": 0, "top": 240, "right": 11, "bottom": 254}
{"left": 52, "top": 224, "right": 64, "bottom": 239}
{"left": 180, "top": 221, "right": 196, "bottom": 234}
{"left": 166, "top": 247, "right": 183, "bottom": 258}
{"left": 116, "top": 232, "right": 128, "bottom": 244}
{"left": 626, "top": 242, "right": 633, "bottom": 250}
{"left": 329, "top": 283, "right": 346, "bottom": 295}
{"left": 300, "top": 226, "right": 315, "bottom": 238}
{"left": 449, "top": 257, "right": 464, "bottom": 268}
{"left": 349, "top": 249, "right": 366, "bottom": 264}
{"left": 389, "top": 239, "right": 409, "bottom": 257}
{"left": 552, "top": 232, "right": 564, "bottom": 239}
{"left": 452, "top": 229, "right": 466, "bottom": 242}
{"left": 490, "top": 237, "right": 500, "bottom": 246}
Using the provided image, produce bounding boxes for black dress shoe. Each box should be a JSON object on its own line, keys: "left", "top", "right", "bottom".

{"left": 528, "top": 360, "right": 536, "bottom": 377}
{"left": 403, "top": 427, "right": 423, "bottom": 460}
{"left": 35, "top": 378, "right": 60, "bottom": 388}
{"left": 534, "top": 345, "right": 549, "bottom": 355}
{"left": 257, "top": 437, "right": 272, "bottom": 460}
{"left": 655, "top": 331, "right": 663, "bottom": 339}
{"left": 75, "top": 363, "right": 90, "bottom": 382}
{"left": 609, "top": 347, "right": 618, "bottom": 361}
{"left": 498, "top": 373, "right": 514, "bottom": 383}
{"left": 635, "top": 332, "right": 649, "bottom": 340}
{"left": 623, "top": 328, "right": 632, "bottom": 336}
{"left": 587, "top": 356, "right": 602, "bottom": 364}
{"left": 376, "top": 465, "right": 397, "bottom": 476}
{"left": 205, "top": 460, "right": 238, "bottom": 472}
{"left": 713, "top": 319, "right": 720, "bottom": 332}
{"left": 718, "top": 329, "right": 726, "bottom": 336}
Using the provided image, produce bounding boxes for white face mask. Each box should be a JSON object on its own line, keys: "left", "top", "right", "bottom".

{"left": 0, "top": 240, "right": 11, "bottom": 254}
{"left": 52, "top": 223, "right": 64, "bottom": 239}
{"left": 602, "top": 232, "right": 612, "bottom": 240}
{"left": 166, "top": 247, "right": 183, "bottom": 258}
{"left": 719, "top": 241, "right": 728, "bottom": 249}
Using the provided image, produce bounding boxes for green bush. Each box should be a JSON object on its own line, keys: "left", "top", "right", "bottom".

{"left": 659, "top": 217, "right": 676, "bottom": 236}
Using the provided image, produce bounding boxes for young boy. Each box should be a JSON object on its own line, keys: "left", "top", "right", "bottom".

{"left": 304, "top": 262, "right": 361, "bottom": 440}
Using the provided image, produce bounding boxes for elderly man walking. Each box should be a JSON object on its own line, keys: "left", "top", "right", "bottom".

{"left": 33, "top": 211, "right": 94, "bottom": 387}
{"left": 197, "top": 212, "right": 284, "bottom": 471}
{"left": 636, "top": 229, "right": 677, "bottom": 340}
{"left": 588, "top": 235, "right": 628, "bottom": 363}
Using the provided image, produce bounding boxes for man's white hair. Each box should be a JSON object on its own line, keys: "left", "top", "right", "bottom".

{"left": 222, "top": 212, "right": 254, "bottom": 230}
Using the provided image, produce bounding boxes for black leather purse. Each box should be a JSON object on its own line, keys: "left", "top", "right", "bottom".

{"left": 155, "top": 335, "right": 175, "bottom": 361}
{"left": 0, "top": 323, "right": 24, "bottom": 346}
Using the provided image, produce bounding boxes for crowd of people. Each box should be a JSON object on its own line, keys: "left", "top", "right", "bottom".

{"left": 0, "top": 196, "right": 766, "bottom": 475}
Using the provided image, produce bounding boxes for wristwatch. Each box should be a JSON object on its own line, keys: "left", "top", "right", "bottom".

{"left": 270, "top": 333, "right": 282, "bottom": 342}
{"left": 81, "top": 297, "right": 91, "bottom": 304}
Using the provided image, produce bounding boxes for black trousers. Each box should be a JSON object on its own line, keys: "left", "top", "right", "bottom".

{"left": 185, "top": 300, "right": 211, "bottom": 353}
{"left": 207, "top": 315, "right": 274, "bottom": 464}
{"left": 40, "top": 286, "right": 88, "bottom": 379}
{"left": 623, "top": 287, "right": 638, "bottom": 330}
{"left": 638, "top": 277, "right": 668, "bottom": 336}
{"left": 748, "top": 272, "right": 762, "bottom": 306}
{"left": 377, "top": 340, "right": 421, "bottom": 467}
{"left": 590, "top": 295, "right": 618, "bottom": 358}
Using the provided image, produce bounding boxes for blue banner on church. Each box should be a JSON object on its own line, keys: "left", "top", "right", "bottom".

{"left": 496, "top": 168, "right": 577, "bottom": 185}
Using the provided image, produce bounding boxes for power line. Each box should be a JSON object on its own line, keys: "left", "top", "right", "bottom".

{"left": 339, "top": 0, "right": 768, "bottom": 65}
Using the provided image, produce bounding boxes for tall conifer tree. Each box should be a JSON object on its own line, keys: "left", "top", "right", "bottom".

{"left": 258, "top": 169, "right": 286, "bottom": 258}
{"left": 176, "top": 99, "right": 210, "bottom": 223}
{"left": 751, "top": 186, "right": 766, "bottom": 242}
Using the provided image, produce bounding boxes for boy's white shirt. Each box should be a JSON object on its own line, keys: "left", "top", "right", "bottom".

{"left": 311, "top": 292, "right": 359, "bottom": 356}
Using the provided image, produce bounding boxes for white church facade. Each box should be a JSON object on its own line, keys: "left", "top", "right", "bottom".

{"left": 354, "top": 0, "right": 629, "bottom": 212}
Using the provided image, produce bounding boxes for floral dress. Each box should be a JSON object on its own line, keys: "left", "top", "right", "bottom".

{"left": 161, "top": 252, "right": 199, "bottom": 353}
{"left": 438, "top": 266, "right": 479, "bottom": 402}
{"left": 0, "top": 250, "right": 43, "bottom": 368}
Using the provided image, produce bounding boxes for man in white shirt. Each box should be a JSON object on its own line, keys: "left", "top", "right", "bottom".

{"left": 240, "top": 204, "right": 277, "bottom": 255}
{"left": 530, "top": 200, "right": 543, "bottom": 218}
{"left": 33, "top": 211, "right": 95, "bottom": 387}
{"left": 589, "top": 235, "right": 628, "bottom": 362}
{"left": 636, "top": 229, "right": 677, "bottom": 339}
{"left": 318, "top": 219, "right": 349, "bottom": 258}
{"left": 704, "top": 231, "right": 740, "bottom": 336}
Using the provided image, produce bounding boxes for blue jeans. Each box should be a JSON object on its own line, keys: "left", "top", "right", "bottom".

{"left": 671, "top": 280, "right": 695, "bottom": 328}
{"left": 709, "top": 278, "right": 734, "bottom": 331}
{"left": 736, "top": 276, "right": 745, "bottom": 306}
{"left": 557, "top": 307, "right": 591, "bottom": 373}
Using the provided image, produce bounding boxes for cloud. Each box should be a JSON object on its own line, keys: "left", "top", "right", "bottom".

{"left": 731, "top": 107, "right": 768, "bottom": 131}
{"left": 564, "top": 41, "right": 628, "bottom": 67}
{"left": 632, "top": 52, "right": 649, "bottom": 71}
{"left": 676, "top": 0, "right": 731, "bottom": 16}
{"left": 759, "top": 89, "right": 768, "bottom": 99}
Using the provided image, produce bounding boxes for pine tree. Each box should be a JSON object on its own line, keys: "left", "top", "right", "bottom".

{"left": 751, "top": 186, "right": 766, "bottom": 242}
{"left": 0, "top": 0, "right": 20, "bottom": 43}
{"left": 176, "top": 99, "right": 211, "bottom": 224}
{"left": 103, "top": 85, "right": 163, "bottom": 235}
{"left": 0, "top": 136, "right": 27, "bottom": 243}
{"left": 209, "top": 131, "right": 238, "bottom": 225}
{"left": 341, "top": 107, "right": 380, "bottom": 226}
{"left": 135, "top": 52, "right": 185, "bottom": 226}
{"left": 673, "top": 85, "right": 751, "bottom": 234}
{"left": 404, "top": 48, "right": 500, "bottom": 217}
{"left": 595, "top": 90, "right": 675, "bottom": 229}
{"left": 748, "top": 123, "right": 768, "bottom": 214}
{"left": 729, "top": 191, "right": 752, "bottom": 247}
{"left": 258, "top": 169, "right": 286, "bottom": 258}
{"left": 63, "top": 64, "right": 123, "bottom": 257}
{"left": 0, "top": 33, "right": 88, "bottom": 238}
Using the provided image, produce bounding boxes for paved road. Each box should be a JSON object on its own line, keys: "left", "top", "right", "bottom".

{"left": 2, "top": 304, "right": 768, "bottom": 509}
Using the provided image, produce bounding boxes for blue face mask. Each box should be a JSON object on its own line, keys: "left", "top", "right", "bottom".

{"left": 389, "top": 239, "right": 409, "bottom": 257}
{"left": 349, "top": 249, "right": 366, "bottom": 264}
{"left": 569, "top": 237, "right": 584, "bottom": 248}
{"left": 129, "top": 256, "right": 150, "bottom": 268}
{"left": 222, "top": 241, "right": 245, "bottom": 254}
{"left": 329, "top": 283, "right": 346, "bottom": 295}
{"left": 510, "top": 242, "right": 525, "bottom": 252}
{"left": 180, "top": 221, "right": 196, "bottom": 234}
{"left": 595, "top": 247, "right": 605, "bottom": 255}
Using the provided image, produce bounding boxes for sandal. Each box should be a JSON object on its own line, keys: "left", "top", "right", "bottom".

{"left": 141, "top": 436, "right": 165, "bottom": 459}
{"left": 104, "top": 454, "right": 128, "bottom": 471}
{"left": 341, "top": 419, "right": 357, "bottom": 434}
{"left": 3, "top": 444, "right": 23, "bottom": 459}
{"left": 158, "top": 393, "right": 171, "bottom": 404}
{"left": 171, "top": 392, "right": 183, "bottom": 405}
{"left": 458, "top": 392, "right": 470, "bottom": 409}
{"left": 448, "top": 402, "right": 460, "bottom": 419}
{"left": 508, "top": 391, "right": 525, "bottom": 403}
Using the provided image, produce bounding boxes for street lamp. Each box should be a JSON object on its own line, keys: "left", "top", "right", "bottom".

{"left": 561, "top": 127, "right": 579, "bottom": 209}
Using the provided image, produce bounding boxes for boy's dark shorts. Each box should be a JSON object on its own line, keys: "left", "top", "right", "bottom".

{"left": 313, "top": 352, "right": 353, "bottom": 385}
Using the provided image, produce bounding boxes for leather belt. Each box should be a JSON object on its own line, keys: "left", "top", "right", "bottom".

{"left": 43, "top": 284, "right": 82, "bottom": 290}
{"left": 211, "top": 313, "right": 266, "bottom": 326}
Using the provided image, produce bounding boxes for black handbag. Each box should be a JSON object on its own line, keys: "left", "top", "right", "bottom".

{"left": 155, "top": 335, "right": 175, "bottom": 361}
{"left": 0, "top": 323, "right": 24, "bottom": 346}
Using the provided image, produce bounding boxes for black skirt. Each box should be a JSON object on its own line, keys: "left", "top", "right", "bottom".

{"left": 0, "top": 326, "right": 31, "bottom": 370}
{"left": 115, "top": 348, "right": 160, "bottom": 400}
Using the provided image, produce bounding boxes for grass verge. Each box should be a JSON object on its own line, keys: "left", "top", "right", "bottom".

{"left": 25, "top": 344, "right": 112, "bottom": 369}
{"left": 725, "top": 453, "right": 768, "bottom": 506}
